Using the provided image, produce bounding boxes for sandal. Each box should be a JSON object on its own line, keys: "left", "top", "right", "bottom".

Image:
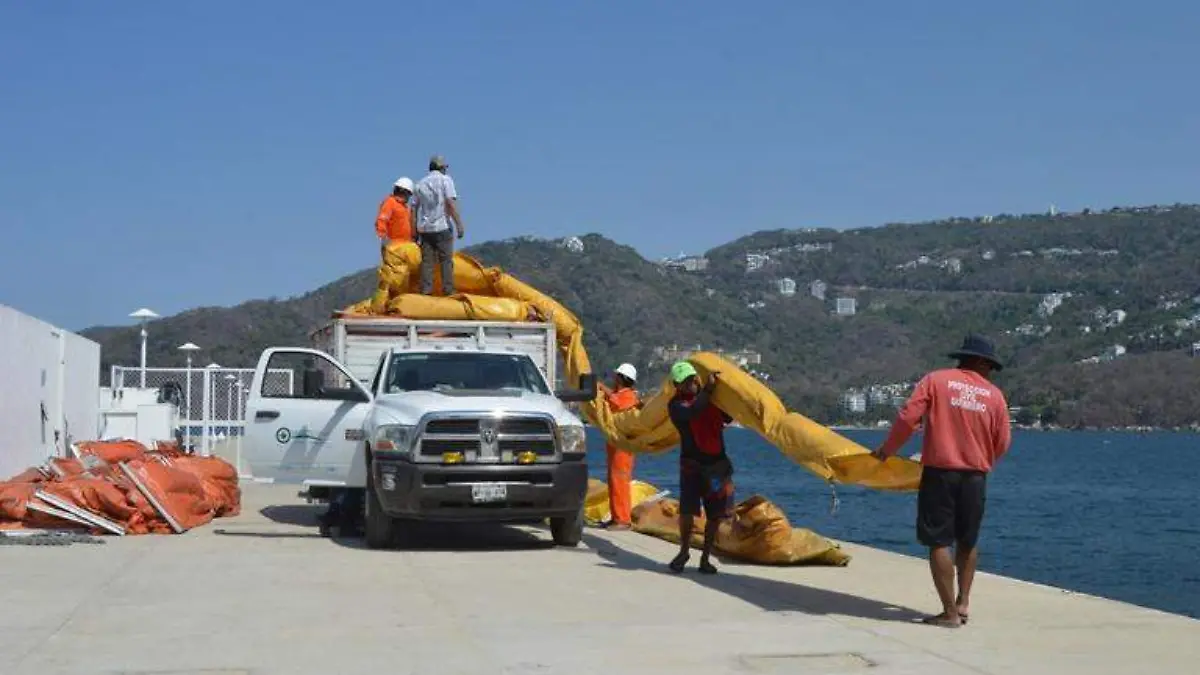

{"left": 698, "top": 560, "right": 719, "bottom": 575}
{"left": 921, "top": 613, "right": 963, "bottom": 629}
{"left": 668, "top": 552, "right": 690, "bottom": 574}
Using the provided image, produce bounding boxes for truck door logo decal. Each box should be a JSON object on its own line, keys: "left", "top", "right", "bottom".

{"left": 275, "top": 428, "right": 292, "bottom": 444}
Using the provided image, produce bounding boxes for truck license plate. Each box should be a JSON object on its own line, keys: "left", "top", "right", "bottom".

{"left": 471, "top": 484, "right": 507, "bottom": 503}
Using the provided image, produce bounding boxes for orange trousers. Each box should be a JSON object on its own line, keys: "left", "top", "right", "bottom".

{"left": 606, "top": 445, "right": 636, "bottom": 525}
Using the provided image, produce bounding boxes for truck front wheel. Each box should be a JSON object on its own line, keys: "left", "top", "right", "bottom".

{"left": 550, "top": 502, "right": 584, "bottom": 547}
{"left": 364, "top": 472, "right": 398, "bottom": 550}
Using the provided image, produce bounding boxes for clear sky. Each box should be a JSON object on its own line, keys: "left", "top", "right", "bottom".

{"left": 3, "top": 1, "right": 1198, "bottom": 331}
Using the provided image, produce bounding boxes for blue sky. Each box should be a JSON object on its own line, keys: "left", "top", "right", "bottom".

{"left": 2, "top": 1, "right": 1198, "bottom": 330}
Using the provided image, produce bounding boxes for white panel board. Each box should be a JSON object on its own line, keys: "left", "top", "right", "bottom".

{"left": 0, "top": 304, "right": 101, "bottom": 480}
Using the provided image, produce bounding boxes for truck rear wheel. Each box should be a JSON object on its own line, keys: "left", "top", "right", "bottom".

{"left": 550, "top": 502, "right": 584, "bottom": 547}
{"left": 364, "top": 474, "right": 398, "bottom": 550}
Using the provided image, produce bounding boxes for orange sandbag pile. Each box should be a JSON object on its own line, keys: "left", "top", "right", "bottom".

{"left": 0, "top": 439, "right": 241, "bottom": 535}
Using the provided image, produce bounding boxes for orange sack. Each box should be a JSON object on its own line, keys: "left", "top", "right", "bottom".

{"left": 78, "top": 440, "right": 147, "bottom": 464}
{"left": 0, "top": 482, "right": 39, "bottom": 522}
{"left": 123, "top": 459, "right": 217, "bottom": 531}
{"left": 169, "top": 455, "right": 242, "bottom": 517}
{"left": 42, "top": 475, "right": 144, "bottom": 530}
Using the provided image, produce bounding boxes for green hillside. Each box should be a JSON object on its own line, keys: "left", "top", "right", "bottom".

{"left": 83, "top": 205, "right": 1200, "bottom": 429}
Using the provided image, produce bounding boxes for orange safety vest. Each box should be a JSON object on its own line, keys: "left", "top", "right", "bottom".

{"left": 375, "top": 195, "right": 413, "bottom": 241}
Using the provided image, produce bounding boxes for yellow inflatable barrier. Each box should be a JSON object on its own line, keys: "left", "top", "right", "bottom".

{"left": 584, "top": 478, "right": 666, "bottom": 525}
{"left": 344, "top": 241, "right": 922, "bottom": 491}
{"left": 587, "top": 479, "right": 851, "bottom": 566}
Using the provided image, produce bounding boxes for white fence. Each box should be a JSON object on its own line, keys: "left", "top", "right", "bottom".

{"left": 110, "top": 365, "right": 294, "bottom": 457}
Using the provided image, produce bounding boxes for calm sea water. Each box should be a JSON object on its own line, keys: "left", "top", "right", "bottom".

{"left": 585, "top": 428, "right": 1200, "bottom": 619}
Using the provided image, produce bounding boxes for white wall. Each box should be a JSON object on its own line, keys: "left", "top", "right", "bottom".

{"left": 0, "top": 304, "right": 101, "bottom": 479}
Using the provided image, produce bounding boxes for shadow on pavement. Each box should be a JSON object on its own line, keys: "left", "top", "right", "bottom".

{"left": 217, "top": 504, "right": 555, "bottom": 553}
{"left": 583, "top": 532, "right": 925, "bottom": 623}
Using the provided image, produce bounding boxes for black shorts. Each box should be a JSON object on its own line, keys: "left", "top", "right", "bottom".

{"left": 679, "top": 459, "right": 734, "bottom": 520}
{"left": 917, "top": 466, "right": 987, "bottom": 548}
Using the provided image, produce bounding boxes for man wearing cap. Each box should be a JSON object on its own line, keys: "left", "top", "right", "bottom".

{"left": 873, "top": 334, "right": 1013, "bottom": 628}
{"left": 376, "top": 177, "right": 415, "bottom": 251}
{"left": 667, "top": 361, "right": 734, "bottom": 574}
{"left": 598, "top": 363, "right": 642, "bottom": 530}
{"left": 412, "top": 155, "right": 465, "bottom": 296}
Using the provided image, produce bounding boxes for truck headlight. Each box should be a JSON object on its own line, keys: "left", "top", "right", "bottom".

{"left": 374, "top": 425, "right": 415, "bottom": 455}
{"left": 559, "top": 425, "right": 587, "bottom": 455}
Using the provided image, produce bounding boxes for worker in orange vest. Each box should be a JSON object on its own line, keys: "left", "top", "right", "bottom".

{"left": 599, "top": 363, "right": 641, "bottom": 529}
{"left": 375, "top": 177, "right": 415, "bottom": 252}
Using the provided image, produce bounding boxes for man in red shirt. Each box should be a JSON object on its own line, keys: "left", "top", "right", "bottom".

{"left": 667, "top": 361, "right": 734, "bottom": 575}
{"left": 874, "top": 334, "right": 1013, "bottom": 628}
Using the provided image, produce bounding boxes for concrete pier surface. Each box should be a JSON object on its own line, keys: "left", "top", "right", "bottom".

{"left": 2, "top": 483, "right": 1196, "bottom": 675}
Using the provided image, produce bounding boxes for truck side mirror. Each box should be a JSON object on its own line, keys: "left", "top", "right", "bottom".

{"left": 556, "top": 373, "right": 598, "bottom": 403}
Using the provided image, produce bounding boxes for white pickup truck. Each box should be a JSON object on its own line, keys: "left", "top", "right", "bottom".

{"left": 241, "top": 317, "right": 597, "bottom": 548}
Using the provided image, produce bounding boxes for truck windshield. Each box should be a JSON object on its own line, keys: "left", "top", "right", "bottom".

{"left": 386, "top": 353, "right": 550, "bottom": 395}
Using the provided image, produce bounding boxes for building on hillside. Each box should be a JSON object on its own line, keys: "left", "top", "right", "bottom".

{"left": 560, "top": 236, "right": 585, "bottom": 253}
{"left": 777, "top": 278, "right": 797, "bottom": 296}
{"left": 1096, "top": 309, "right": 1127, "bottom": 329}
{"left": 745, "top": 253, "right": 769, "bottom": 272}
{"left": 835, "top": 297, "right": 857, "bottom": 316}
{"left": 1038, "top": 292, "right": 1072, "bottom": 317}
{"left": 810, "top": 280, "right": 827, "bottom": 300}
{"left": 660, "top": 254, "right": 709, "bottom": 272}
{"left": 652, "top": 344, "right": 762, "bottom": 368}
{"left": 840, "top": 392, "right": 867, "bottom": 414}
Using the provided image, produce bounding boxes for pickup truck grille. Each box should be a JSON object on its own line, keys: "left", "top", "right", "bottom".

{"left": 418, "top": 416, "right": 558, "bottom": 461}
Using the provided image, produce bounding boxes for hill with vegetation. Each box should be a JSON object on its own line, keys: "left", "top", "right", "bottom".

{"left": 83, "top": 204, "right": 1200, "bottom": 429}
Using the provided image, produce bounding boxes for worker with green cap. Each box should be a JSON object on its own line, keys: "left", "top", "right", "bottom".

{"left": 666, "top": 361, "right": 734, "bottom": 574}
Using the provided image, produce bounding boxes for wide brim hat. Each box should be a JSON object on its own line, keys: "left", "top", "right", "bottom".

{"left": 948, "top": 334, "right": 1004, "bottom": 371}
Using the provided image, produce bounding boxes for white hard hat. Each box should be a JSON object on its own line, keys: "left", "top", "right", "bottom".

{"left": 393, "top": 177, "right": 414, "bottom": 193}
{"left": 615, "top": 363, "right": 638, "bottom": 383}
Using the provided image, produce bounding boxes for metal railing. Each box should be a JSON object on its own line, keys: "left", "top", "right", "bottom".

{"left": 109, "top": 365, "right": 294, "bottom": 458}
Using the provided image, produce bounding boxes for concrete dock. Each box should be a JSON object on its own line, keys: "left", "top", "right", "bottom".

{"left": 2, "top": 483, "right": 1196, "bottom": 675}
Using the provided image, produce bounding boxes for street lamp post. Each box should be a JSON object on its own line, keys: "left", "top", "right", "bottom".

{"left": 224, "top": 374, "right": 237, "bottom": 438}
{"left": 129, "top": 308, "right": 159, "bottom": 388}
{"left": 178, "top": 342, "right": 201, "bottom": 451}
{"left": 201, "top": 363, "right": 220, "bottom": 456}
{"left": 233, "top": 380, "right": 245, "bottom": 477}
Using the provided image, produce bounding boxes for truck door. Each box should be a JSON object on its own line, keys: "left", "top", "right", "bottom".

{"left": 243, "top": 348, "right": 372, "bottom": 485}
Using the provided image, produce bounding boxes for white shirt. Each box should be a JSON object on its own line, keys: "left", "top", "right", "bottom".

{"left": 413, "top": 171, "right": 458, "bottom": 233}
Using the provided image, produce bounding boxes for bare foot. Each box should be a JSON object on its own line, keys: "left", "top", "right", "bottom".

{"left": 921, "top": 612, "right": 963, "bottom": 629}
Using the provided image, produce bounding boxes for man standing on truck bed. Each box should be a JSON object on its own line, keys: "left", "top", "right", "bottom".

{"left": 412, "top": 154, "right": 465, "bottom": 296}
{"left": 873, "top": 334, "right": 1012, "bottom": 629}
{"left": 376, "top": 177, "right": 415, "bottom": 252}
{"left": 598, "top": 363, "right": 641, "bottom": 530}
{"left": 667, "top": 361, "right": 734, "bottom": 575}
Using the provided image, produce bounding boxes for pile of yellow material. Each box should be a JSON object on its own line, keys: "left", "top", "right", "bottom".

{"left": 586, "top": 479, "right": 850, "bottom": 566}
{"left": 344, "top": 242, "right": 922, "bottom": 491}
{"left": 584, "top": 478, "right": 665, "bottom": 525}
